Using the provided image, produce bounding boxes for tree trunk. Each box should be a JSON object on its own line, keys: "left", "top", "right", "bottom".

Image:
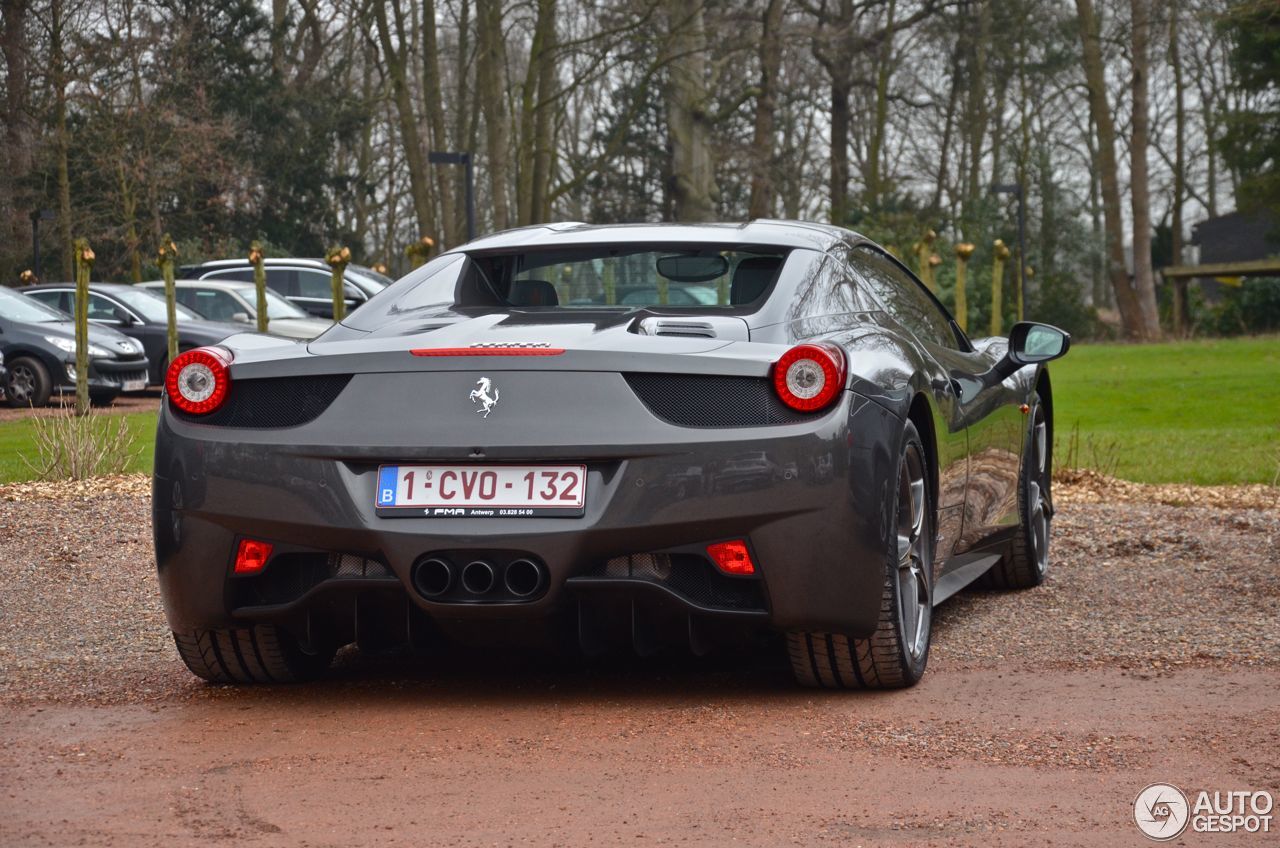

{"left": 372, "top": 1, "right": 436, "bottom": 241}
{"left": 476, "top": 0, "right": 511, "bottom": 231}
{"left": 454, "top": 0, "right": 475, "bottom": 235}
{"left": 1085, "top": 116, "right": 1104, "bottom": 308}
{"left": 51, "top": 0, "right": 72, "bottom": 280}
{"left": 270, "top": 0, "right": 287, "bottom": 75}
{"left": 529, "top": 0, "right": 557, "bottom": 224}
{"left": 1074, "top": 0, "right": 1147, "bottom": 340}
{"left": 747, "top": 0, "right": 784, "bottom": 219}
{"left": 1169, "top": 1, "right": 1188, "bottom": 336}
{"left": 1128, "top": 0, "right": 1161, "bottom": 339}
{"left": 2, "top": 0, "right": 32, "bottom": 283}
{"left": 516, "top": 0, "right": 556, "bottom": 226}
{"left": 865, "top": 0, "right": 897, "bottom": 210}
{"left": 932, "top": 36, "right": 962, "bottom": 215}
{"left": 829, "top": 76, "right": 851, "bottom": 225}
{"left": 423, "top": 0, "right": 457, "bottom": 246}
{"left": 663, "top": 0, "right": 718, "bottom": 222}
{"left": 962, "top": 0, "right": 992, "bottom": 235}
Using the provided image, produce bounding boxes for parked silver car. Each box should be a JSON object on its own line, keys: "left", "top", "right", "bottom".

{"left": 178, "top": 258, "right": 391, "bottom": 319}
{"left": 139, "top": 280, "right": 332, "bottom": 340}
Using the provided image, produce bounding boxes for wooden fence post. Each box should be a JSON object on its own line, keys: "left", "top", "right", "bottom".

{"left": 405, "top": 236, "right": 435, "bottom": 269}
{"left": 954, "top": 243, "right": 975, "bottom": 332}
{"left": 914, "top": 229, "right": 938, "bottom": 293}
{"left": 156, "top": 234, "right": 179, "bottom": 363}
{"left": 72, "top": 239, "right": 94, "bottom": 416}
{"left": 326, "top": 246, "right": 351, "bottom": 321}
{"left": 991, "top": 239, "right": 1010, "bottom": 336}
{"left": 248, "top": 242, "right": 269, "bottom": 333}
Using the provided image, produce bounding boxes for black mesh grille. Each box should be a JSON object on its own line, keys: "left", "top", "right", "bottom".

{"left": 586, "top": 554, "right": 766, "bottom": 611}
{"left": 624, "top": 372, "right": 810, "bottom": 428}
{"left": 176, "top": 374, "right": 351, "bottom": 428}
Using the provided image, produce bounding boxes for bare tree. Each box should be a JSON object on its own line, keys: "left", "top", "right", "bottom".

{"left": 1075, "top": 0, "right": 1156, "bottom": 340}
{"left": 1128, "top": 0, "right": 1161, "bottom": 338}
{"left": 663, "top": 0, "right": 718, "bottom": 221}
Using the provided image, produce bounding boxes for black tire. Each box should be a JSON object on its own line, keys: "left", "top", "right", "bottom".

{"left": 4, "top": 356, "right": 52, "bottom": 408}
{"left": 172, "top": 625, "right": 335, "bottom": 684}
{"left": 788, "top": 420, "right": 934, "bottom": 690}
{"left": 981, "top": 394, "right": 1051, "bottom": 589}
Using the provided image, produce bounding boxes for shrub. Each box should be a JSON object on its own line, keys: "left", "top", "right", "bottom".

{"left": 1201, "top": 277, "right": 1280, "bottom": 336}
{"left": 23, "top": 406, "right": 140, "bottom": 481}
{"left": 1029, "top": 270, "right": 1110, "bottom": 340}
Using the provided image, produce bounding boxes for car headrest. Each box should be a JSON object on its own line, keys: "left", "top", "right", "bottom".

{"left": 730, "top": 257, "right": 782, "bottom": 305}
{"left": 509, "top": 279, "right": 559, "bottom": 307}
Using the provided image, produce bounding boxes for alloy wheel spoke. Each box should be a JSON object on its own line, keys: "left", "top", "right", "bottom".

{"left": 909, "top": 478, "right": 925, "bottom": 542}
{"left": 1035, "top": 422, "right": 1047, "bottom": 475}
{"left": 896, "top": 445, "right": 931, "bottom": 660}
{"left": 897, "top": 534, "right": 913, "bottom": 568}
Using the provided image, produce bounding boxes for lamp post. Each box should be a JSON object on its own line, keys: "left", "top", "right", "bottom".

{"left": 428, "top": 151, "right": 476, "bottom": 243}
{"left": 29, "top": 209, "right": 54, "bottom": 280}
{"left": 990, "top": 183, "right": 1027, "bottom": 320}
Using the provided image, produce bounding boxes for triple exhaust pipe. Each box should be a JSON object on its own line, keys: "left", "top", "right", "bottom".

{"left": 413, "top": 555, "right": 546, "bottom": 601}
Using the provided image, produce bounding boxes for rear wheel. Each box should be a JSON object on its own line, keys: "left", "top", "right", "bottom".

{"left": 788, "top": 420, "right": 933, "bottom": 689}
{"left": 5, "top": 356, "right": 52, "bottom": 407}
{"left": 172, "top": 625, "right": 334, "bottom": 684}
{"left": 981, "top": 395, "right": 1051, "bottom": 589}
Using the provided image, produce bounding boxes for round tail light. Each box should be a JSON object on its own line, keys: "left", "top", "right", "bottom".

{"left": 772, "top": 343, "right": 846, "bottom": 412}
{"left": 166, "top": 347, "right": 232, "bottom": 415}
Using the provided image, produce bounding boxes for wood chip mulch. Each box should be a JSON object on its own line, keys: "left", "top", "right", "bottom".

{"left": 1054, "top": 468, "right": 1279, "bottom": 511}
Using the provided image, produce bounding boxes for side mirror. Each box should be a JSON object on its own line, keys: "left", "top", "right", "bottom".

{"left": 115, "top": 310, "right": 135, "bottom": 327}
{"left": 1009, "top": 321, "right": 1070, "bottom": 365}
{"left": 232, "top": 312, "right": 251, "bottom": 324}
{"left": 986, "top": 321, "right": 1070, "bottom": 383}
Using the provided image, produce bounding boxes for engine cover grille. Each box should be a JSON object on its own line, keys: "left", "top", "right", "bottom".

{"left": 174, "top": 374, "right": 351, "bottom": 428}
{"left": 624, "top": 372, "right": 810, "bottom": 428}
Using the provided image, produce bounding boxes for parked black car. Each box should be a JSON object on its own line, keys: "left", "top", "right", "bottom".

{"left": 0, "top": 286, "right": 149, "bottom": 407}
{"left": 179, "top": 258, "right": 391, "bottom": 319}
{"left": 21, "top": 283, "right": 243, "bottom": 385}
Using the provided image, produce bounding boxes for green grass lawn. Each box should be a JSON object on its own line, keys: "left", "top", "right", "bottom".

{"left": 0, "top": 337, "right": 1276, "bottom": 487}
{"left": 1050, "top": 335, "right": 1280, "bottom": 485}
{"left": 0, "top": 411, "right": 157, "bottom": 483}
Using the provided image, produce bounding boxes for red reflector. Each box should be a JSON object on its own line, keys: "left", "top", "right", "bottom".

{"left": 234, "top": 539, "right": 273, "bottom": 575}
{"left": 409, "top": 347, "right": 565, "bottom": 357}
{"left": 706, "top": 540, "right": 756, "bottom": 576}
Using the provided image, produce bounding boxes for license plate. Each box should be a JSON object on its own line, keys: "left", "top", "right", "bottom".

{"left": 375, "top": 464, "right": 587, "bottom": 518}
{"left": 122, "top": 379, "right": 147, "bottom": 392}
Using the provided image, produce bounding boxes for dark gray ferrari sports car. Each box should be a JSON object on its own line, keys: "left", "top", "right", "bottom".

{"left": 153, "top": 221, "right": 1069, "bottom": 689}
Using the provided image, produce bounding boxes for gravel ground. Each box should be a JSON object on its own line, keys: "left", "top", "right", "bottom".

{"left": 1, "top": 474, "right": 1277, "bottom": 846}
{"left": 2, "top": 473, "right": 1275, "bottom": 704}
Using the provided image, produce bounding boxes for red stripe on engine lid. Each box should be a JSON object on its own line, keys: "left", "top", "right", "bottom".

{"left": 409, "top": 346, "right": 566, "bottom": 356}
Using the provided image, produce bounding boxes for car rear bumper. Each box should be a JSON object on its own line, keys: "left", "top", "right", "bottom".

{"left": 152, "top": 376, "right": 902, "bottom": 645}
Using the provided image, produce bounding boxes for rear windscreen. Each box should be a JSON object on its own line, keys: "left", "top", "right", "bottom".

{"left": 467, "top": 247, "right": 789, "bottom": 309}
{"left": 340, "top": 245, "right": 791, "bottom": 331}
